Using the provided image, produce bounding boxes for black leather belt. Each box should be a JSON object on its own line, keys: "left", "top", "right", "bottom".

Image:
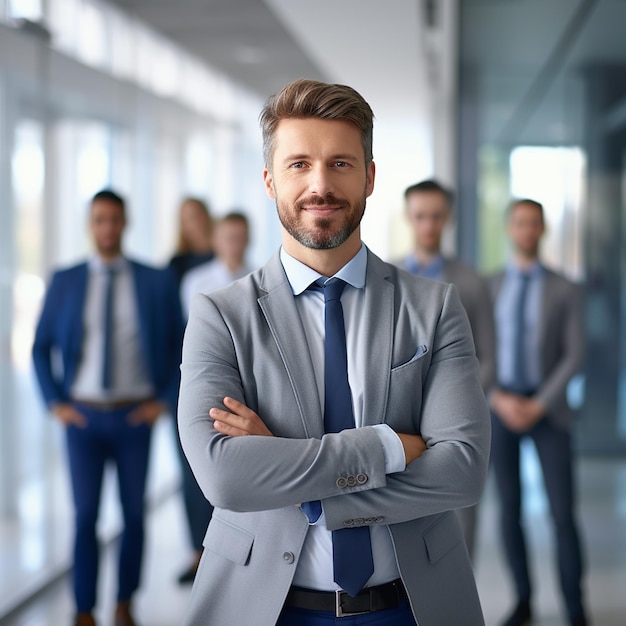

{"left": 285, "top": 579, "right": 408, "bottom": 618}
{"left": 73, "top": 398, "right": 149, "bottom": 411}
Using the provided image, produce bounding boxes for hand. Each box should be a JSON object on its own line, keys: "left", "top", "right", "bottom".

{"left": 210, "top": 396, "right": 273, "bottom": 437}
{"left": 52, "top": 403, "right": 87, "bottom": 428}
{"left": 396, "top": 433, "right": 427, "bottom": 466}
{"left": 516, "top": 397, "right": 545, "bottom": 429}
{"left": 128, "top": 400, "right": 166, "bottom": 426}
{"left": 491, "top": 390, "right": 544, "bottom": 433}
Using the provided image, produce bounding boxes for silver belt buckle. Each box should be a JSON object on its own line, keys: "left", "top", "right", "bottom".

{"left": 335, "top": 589, "right": 370, "bottom": 618}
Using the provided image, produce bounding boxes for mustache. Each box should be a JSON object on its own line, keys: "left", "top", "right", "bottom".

{"left": 296, "top": 194, "right": 350, "bottom": 210}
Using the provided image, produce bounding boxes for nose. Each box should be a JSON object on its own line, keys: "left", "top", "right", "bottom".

{"left": 307, "top": 163, "right": 335, "bottom": 197}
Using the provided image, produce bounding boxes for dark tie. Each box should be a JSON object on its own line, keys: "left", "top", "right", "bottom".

{"left": 322, "top": 278, "right": 374, "bottom": 596}
{"left": 102, "top": 267, "right": 116, "bottom": 390}
{"left": 512, "top": 273, "right": 531, "bottom": 392}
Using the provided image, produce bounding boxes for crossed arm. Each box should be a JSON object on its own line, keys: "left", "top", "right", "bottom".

{"left": 210, "top": 396, "right": 427, "bottom": 466}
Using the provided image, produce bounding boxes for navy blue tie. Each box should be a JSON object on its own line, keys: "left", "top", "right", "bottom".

{"left": 512, "top": 273, "right": 531, "bottom": 392}
{"left": 102, "top": 267, "right": 116, "bottom": 390}
{"left": 322, "top": 278, "right": 374, "bottom": 596}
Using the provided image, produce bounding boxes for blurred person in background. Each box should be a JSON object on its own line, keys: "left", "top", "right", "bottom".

{"left": 180, "top": 212, "right": 253, "bottom": 318}
{"left": 395, "top": 178, "right": 496, "bottom": 559}
{"left": 32, "top": 189, "right": 184, "bottom": 626}
{"left": 489, "top": 198, "right": 588, "bottom": 626}
{"left": 168, "top": 197, "right": 215, "bottom": 288}
{"left": 167, "top": 196, "right": 217, "bottom": 585}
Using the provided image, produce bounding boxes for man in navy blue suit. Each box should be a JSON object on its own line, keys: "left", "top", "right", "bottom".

{"left": 32, "top": 189, "right": 184, "bottom": 626}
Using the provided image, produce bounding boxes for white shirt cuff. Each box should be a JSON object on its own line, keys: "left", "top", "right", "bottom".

{"left": 371, "top": 424, "right": 406, "bottom": 474}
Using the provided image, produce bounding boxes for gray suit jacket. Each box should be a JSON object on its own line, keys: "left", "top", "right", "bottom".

{"left": 178, "top": 249, "right": 491, "bottom": 626}
{"left": 489, "top": 267, "right": 584, "bottom": 429}
{"left": 392, "top": 256, "right": 496, "bottom": 394}
{"left": 443, "top": 259, "right": 496, "bottom": 392}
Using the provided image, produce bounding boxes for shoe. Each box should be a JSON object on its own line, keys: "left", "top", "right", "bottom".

{"left": 571, "top": 616, "right": 588, "bottom": 626}
{"left": 73, "top": 614, "right": 96, "bottom": 626}
{"left": 177, "top": 563, "right": 198, "bottom": 584}
{"left": 177, "top": 550, "right": 202, "bottom": 585}
{"left": 501, "top": 600, "right": 532, "bottom": 626}
{"left": 114, "top": 601, "right": 137, "bottom": 626}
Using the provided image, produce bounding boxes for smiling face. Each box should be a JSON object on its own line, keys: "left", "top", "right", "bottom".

{"left": 263, "top": 117, "right": 375, "bottom": 263}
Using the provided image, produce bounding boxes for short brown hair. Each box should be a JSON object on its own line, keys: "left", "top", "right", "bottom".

{"left": 404, "top": 179, "right": 454, "bottom": 206}
{"left": 508, "top": 198, "right": 544, "bottom": 224}
{"left": 259, "top": 79, "right": 374, "bottom": 168}
{"left": 92, "top": 189, "right": 126, "bottom": 217}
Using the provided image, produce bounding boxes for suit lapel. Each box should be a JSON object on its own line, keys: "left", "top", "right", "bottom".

{"left": 257, "top": 255, "right": 324, "bottom": 439}
{"left": 70, "top": 264, "right": 89, "bottom": 359}
{"left": 538, "top": 269, "right": 554, "bottom": 363}
{"left": 360, "top": 252, "right": 394, "bottom": 427}
{"left": 257, "top": 251, "right": 395, "bottom": 434}
{"left": 128, "top": 261, "right": 153, "bottom": 373}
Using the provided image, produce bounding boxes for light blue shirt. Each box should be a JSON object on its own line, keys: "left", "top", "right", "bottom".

{"left": 404, "top": 253, "right": 445, "bottom": 281}
{"left": 280, "top": 244, "right": 405, "bottom": 591}
{"left": 495, "top": 261, "right": 544, "bottom": 391}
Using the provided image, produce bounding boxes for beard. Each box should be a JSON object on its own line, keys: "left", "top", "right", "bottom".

{"left": 276, "top": 192, "right": 366, "bottom": 250}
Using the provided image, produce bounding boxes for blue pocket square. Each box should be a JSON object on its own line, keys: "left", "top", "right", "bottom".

{"left": 408, "top": 344, "right": 428, "bottom": 363}
{"left": 393, "top": 344, "right": 429, "bottom": 369}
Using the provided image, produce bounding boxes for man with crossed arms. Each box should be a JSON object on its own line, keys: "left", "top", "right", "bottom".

{"left": 178, "top": 79, "right": 490, "bottom": 625}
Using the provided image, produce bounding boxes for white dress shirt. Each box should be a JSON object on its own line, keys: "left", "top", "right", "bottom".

{"left": 280, "top": 245, "right": 405, "bottom": 591}
{"left": 180, "top": 258, "right": 252, "bottom": 318}
{"left": 70, "top": 256, "right": 154, "bottom": 402}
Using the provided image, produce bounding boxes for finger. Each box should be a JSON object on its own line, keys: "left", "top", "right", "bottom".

{"left": 223, "top": 396, "right": 258, "bottom": 419}
{"left": 212, "top": 417, "right": 249, "bottom": 438}
{"left": 209, "top": 407, "right": 240, "bottom": 424}
{"left": 128, "top": 410, "right": 146, "bottom": 426}
{"left": 70, "top": 412, "right": 87, "bottom": 428}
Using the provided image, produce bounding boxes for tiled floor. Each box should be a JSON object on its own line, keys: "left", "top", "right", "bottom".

{"left": 1, "top": 440, "right": 625, "bottom": 625}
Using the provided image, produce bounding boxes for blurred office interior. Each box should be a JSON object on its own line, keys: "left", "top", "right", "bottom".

{"left": 0, "top": 0, "right": 625, "bottom": 624}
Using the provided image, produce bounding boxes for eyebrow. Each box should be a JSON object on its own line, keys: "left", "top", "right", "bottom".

{"left": 281, "top": 153, "right": 360, "bottom": 162}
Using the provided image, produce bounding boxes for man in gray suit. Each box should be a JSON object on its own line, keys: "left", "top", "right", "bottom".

{"left": 178, "top": 79, "right": 490, "bottom": 626}
{"left": 489, "top": 199, "right": 588, "bottom": 626}
{"left": 397, "top": 179, "right": 496, "bottom": 558}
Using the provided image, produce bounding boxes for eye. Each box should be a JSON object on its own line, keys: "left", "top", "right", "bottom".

{"left": 290, "top": 161, "right": 306, "bottom": 169}
{"left": 334, "top": 161, "right": 349, "bottom": 168}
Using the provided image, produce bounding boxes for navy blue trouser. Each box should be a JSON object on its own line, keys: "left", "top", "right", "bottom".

{"left": 490, "top": 411, "right": 585, "bottom": 620}
{"left": 66, "top": 403, "right": 152, "bottom": 613}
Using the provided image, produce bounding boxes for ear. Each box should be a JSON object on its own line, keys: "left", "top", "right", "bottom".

{"left": 263, "top": 168, "right": 276, "bottom": 200}
{"left": 365, "top": 161, "right": 376, "bottom": 198}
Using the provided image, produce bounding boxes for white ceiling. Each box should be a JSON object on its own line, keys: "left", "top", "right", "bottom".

{"left": 104, "top": 0, "right": 626, "bottom": 161}
{"left": 106, "top": 0, "right": 431, "bottom": 117}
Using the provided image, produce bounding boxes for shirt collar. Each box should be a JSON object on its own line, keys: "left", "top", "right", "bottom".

{"left": 405, "top": 253, "right": 445, "bottom": 276}
{"left": 505, "top": 259, "right": 543, "bottom": 278}
{"left": 280, "top": 244, "right": 367, "bottom": 296}
{"left": 89, "top": 255, "right": 127, "bottom": 274}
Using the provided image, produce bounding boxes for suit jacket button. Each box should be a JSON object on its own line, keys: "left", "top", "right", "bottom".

{"left": 356, "top": 473, "right": 368, "bottom": 485}
{"left": 343, "top": 519, "right": 354, "bottom": 526}
{"left": 282, "top": 552, "right": 295, "bottom": 564}
{"left": 336, "top": 477, "right": 347, "bottom": 488}
{"left": 353, "top": 518, "right": 365, "bottom": 525}
{"left": 375, "top": 516, "right": 384, "bottom": 523}
{"left": 346, "top": 475, "right": 357, "bottom": 487}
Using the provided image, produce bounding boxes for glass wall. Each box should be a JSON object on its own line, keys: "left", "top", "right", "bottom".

{"left": 0, "top": 3, "right": 272, "bottom": 608}
{"left": 458, "top": 0, "right": 626, "bottom": 454}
